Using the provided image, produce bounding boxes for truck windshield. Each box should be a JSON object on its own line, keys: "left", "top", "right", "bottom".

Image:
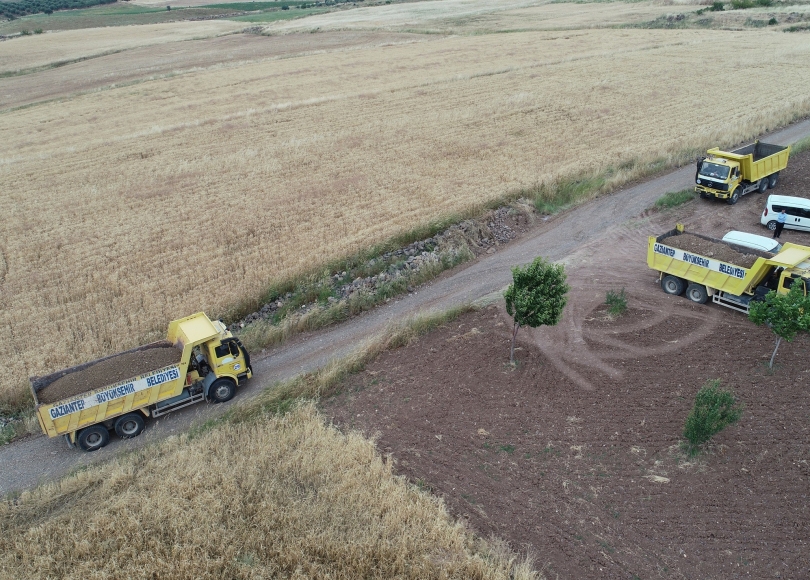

{"left": 699, "top": 162, "right": 730, "bottom": 180}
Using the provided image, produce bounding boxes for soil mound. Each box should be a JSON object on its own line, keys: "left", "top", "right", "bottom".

{"left": 664, "top": 233, "right": 759, "bottom": 269}
{"left": 37, "top": 344, "right": 182, "bottom": 405}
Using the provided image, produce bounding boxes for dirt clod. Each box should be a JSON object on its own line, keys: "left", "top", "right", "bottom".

{"left": 664, "top": 232, "right": 760, "bottom": 268}
{"left": 37, "top": 345, "right": 182, "bottom": 405}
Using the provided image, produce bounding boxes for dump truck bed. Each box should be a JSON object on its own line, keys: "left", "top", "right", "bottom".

{"left": 648, "top": 227, "right": 773, "bottom": 296}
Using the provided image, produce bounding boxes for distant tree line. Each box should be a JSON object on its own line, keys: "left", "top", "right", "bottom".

{"left": 1, "top": 0, "right": 115, "bottom": 20}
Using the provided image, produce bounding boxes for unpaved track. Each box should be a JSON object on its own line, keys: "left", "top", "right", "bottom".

{"left": 2, "top": 119, "right": 808, "bottom": 496}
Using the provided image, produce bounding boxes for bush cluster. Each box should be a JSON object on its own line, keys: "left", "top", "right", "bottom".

{"left": 605, "top": 288, "right": 627, "bottom": 316}
{"left": 683, "top": 380, "right": 743, "bottom": 455}
{"left": 0, "top": 0, "right": 114, "bottom": 20}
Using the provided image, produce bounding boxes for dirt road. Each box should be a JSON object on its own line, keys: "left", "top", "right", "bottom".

{"left": 2, "top": 119, "right": 808, "bottom": 496}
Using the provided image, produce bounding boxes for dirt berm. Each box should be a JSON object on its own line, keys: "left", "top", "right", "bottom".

{"left": 665, "top": 233, "right": 760, "bottom": 268}
{"left": 36, "top": 345, "right": 182, "bottom": 405}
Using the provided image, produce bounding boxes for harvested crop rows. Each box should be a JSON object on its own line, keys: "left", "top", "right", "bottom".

{"left": 3, "top": 26, "right": 810, "bottom": 405}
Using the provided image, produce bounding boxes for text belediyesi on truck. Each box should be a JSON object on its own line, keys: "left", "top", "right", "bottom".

{"left": 30, "top": 312, "right": 252, "bottom": 452}
{"left": 695, "top": 141, "right": 790, "bottom": 205}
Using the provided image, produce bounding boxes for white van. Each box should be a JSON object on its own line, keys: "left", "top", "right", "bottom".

{"left": 722, "top": 231, "right": 781, "bottom": 253}
{"left": 761, "top": 195, "right": 810, "bottom": 232}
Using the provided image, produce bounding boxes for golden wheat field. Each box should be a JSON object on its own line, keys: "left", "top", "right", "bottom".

{"left": 3, "top": 11, "right": 810, "bottom": 407}
{"left": 0, "top": 20, "right": 244, "bottom": 74}
{"left": 0, "top": 402, "right": 537, "bottom": 579}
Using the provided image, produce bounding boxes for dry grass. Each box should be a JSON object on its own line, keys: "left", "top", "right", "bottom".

{"left": 265, "top": 0, "right": 701, "bottom": 33}
{"left": 3, "top": 25, "right": 810, "bottom": 410}
{"left": 0, "top": 20, "right": 244, "bottom": 75}
{"left": 0, "top": 402, "right": 538, "bottom": 580}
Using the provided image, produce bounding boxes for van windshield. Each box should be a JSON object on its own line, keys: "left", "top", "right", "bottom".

{"left": 699, "top": 162, "right": 730, "bottom": 180}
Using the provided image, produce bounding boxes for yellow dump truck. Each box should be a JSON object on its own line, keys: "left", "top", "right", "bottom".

{"left": 30, "top": 312, "right": 252, "bottom": 452}
{"left": 648, "top": 224, "right": 810, "bottom": 313}
{"left": 695, "top": 141, "right": 790, "bottom": 205}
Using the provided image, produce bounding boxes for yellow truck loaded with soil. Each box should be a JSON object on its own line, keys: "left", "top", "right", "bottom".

{"left": 648, "top": 224, "right": 810, "bottom": 313}
{"left": 30, "top": 312, "right": 252, "bottom": 452}
{"left": 695, "top": 141, "right": 790, "bottom": 205}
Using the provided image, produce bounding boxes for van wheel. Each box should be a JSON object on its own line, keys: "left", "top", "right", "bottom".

{"left": 686, "top": 283, "right": 709, "bottom": 304}
{"left": 208, "top": 378, "right": 236, "bottom": 403}
{"left": 758, "top": 178, "right": 768, "bottom": 193}
{"left": 769, "top": 172, "right": 779, "bottom": 188}
{"left": 661, "top": 275, "right": 685, "bottom": 296}
{"left": 77, "top": 425, "right": 110, "bottom": 452}
{"left": 728, "top": 190, "right": 740, "bottom": 205}
{"left": 114, "top": 413, "right": 145, "bottom": 439}
{"left": 766, "top": 220, "right": 777, "bottom": 231}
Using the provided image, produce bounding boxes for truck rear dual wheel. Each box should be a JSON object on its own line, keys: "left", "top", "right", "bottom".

{"left": 661, "top": 275, "right": 685, "bottom": 296}
{"left": 77, "top": 425, "right": 110, "bottom": 452}
{"left": 686, "top": 283, "right": 709, "bottom": 304}
{"left": 758, "top": 178, "right": 768, "bottom": 193}
{"left": 114, "top": 413, "right": 145, "bottom": 439}
{"left": 769, "top": 172, "right": 779, "bottom": 188}
{"left": 208, "top": 378, "right": 236, "bottom": 403}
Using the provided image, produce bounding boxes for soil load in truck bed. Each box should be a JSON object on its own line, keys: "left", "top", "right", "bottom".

{"left": 663, "top": 233, "right": 760, "bottom": 269}
{"left": 36, "top": 344, "right": 182, "bottom": 405}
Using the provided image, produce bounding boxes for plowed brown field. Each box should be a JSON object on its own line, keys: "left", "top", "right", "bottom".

{"left": 323, "top": 150, "right": 810, "bottom": 579}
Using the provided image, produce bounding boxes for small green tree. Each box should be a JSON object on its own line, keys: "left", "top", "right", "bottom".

{"left": 683, "top": 380, "right": 744, "bottom": 455}
{"left": 504, "top": 257, "right": 569, "bottom": 364}
{"left": 748, "top": 283, "right": 810, "bottom": 368}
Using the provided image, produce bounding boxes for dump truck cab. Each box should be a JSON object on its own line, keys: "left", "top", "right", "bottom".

{"left": 696, "top": 156, "right": 739, "bottom": 195}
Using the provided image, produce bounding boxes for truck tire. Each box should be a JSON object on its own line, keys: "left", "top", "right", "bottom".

{"left": 758, "top": 178, "right": 768, "bottom": 193}
{"left": 727, "top": 190, "right": 740, "bottom": 205}
{"left": 685, "top": 283, "right": 709, "bottom": 304}
{"left": 766, "top": 220, "right": 778, "bottom": 231}
{"left": 769, "top": 172, "right": 779, "bottom": 188}
{"left": 208, "top": 378, "right": 236, "bottom": 403}
{"left": 661, "top": 275, "right": 685, "bottom": 296}
{"left": 77, "top": 425, "right": 110, "bottom": 452}
{"left": 114, "top": 413, "right": 145, "bottom": 439}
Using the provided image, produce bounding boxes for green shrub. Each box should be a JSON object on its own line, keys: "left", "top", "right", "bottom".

{"left": 683, "top": 380, "right": 743, "bottom": 454}
{"left": 34, "top": 28, "right": 43, "bottom": 33}
{"left": 709, "top": 1, "right": 724, "bottom": 11}
{"left": 654, "top": 189, "right": 696, "bottom": 209}
{"left": 605, "top": 288, "right": 627, "bottom": 316}
{"left": 768, "top": 17, "right": 778, "bottom": 25}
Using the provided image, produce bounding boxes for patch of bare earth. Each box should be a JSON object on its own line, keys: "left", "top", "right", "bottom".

{"left": 322, "top": 154, "right": 810, "bottom": 579}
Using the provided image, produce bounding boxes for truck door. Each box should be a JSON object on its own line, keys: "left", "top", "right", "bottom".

{"left": 780, "top": 273, "right": 807, "bottom": 295}
{"left": 213, "top": 339, "right": 246, "bottom": 375}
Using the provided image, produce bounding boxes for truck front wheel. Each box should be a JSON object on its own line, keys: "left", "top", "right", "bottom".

{"left": 728, "top": 190, "right": 740, "bottom": 205}
{"left": 686, "top": 283, "right": 709, "bottom": 304}
{"left": 661, "top": 275, "right": 685, "bottom": 296}
{"left": 77, "top": 425, "right": 110, "bottom": 452}
{"left": 208, "top": 378, "right": 236, "bottom": 403}
{"left": 114, "top": 413, "right": 145, "bottom": 439}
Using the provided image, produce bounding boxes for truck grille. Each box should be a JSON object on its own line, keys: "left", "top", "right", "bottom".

{"left": 696, "top": 179, "right": 728, "bottom": 192}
